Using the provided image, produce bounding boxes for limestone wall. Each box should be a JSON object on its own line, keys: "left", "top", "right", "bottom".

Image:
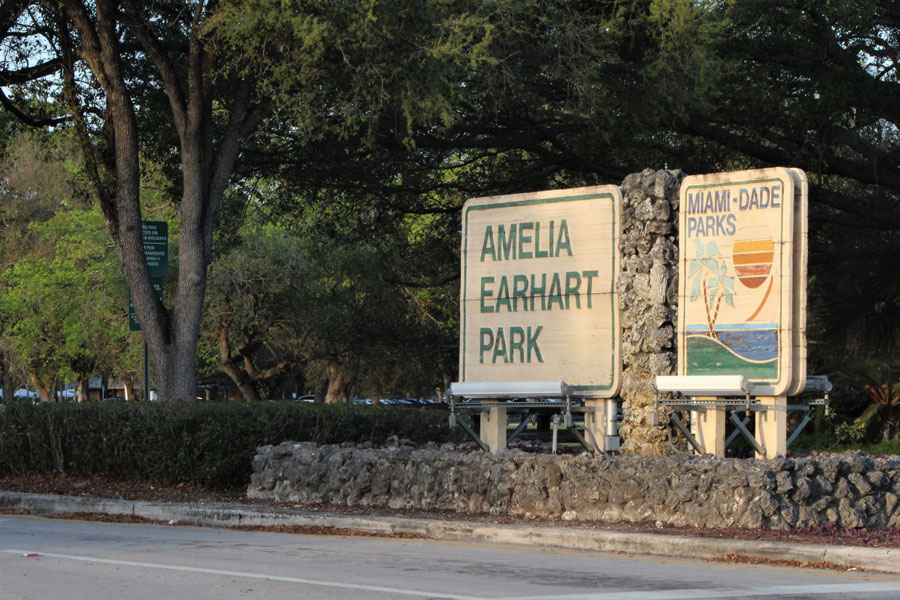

{"left": 250, "top": 442, "right": 900, "bottom": 530}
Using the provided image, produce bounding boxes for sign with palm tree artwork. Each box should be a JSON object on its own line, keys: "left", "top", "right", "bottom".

{"left": 687, "top": 239, "right": 735, "bottom": 338}
{"left": 677, "top": 168, "right": 802, "bottom": 396}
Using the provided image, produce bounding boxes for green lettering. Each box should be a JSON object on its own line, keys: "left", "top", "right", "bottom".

{"left": 527, "top": 326, "right": 544, "bottom": 363}
{"left": 518, "top": 222, "right": 534, "bottom": 259}
{"left": 556, "top": 219, "right": 572, "bottom": 256}
{"left": 565, "top": 271, "right": 582, "bottom": 309}
{"left": 480, "top": 226, "right": 496, "bottom": 261}
{"left": 509, "top": 326, "right": 525, "bottom": 363}
{"left": 549, "top": 221, "right": 555, "bottom": 256}
{"left": 512, "top": 274, "right": 529, "bottom": 311}
{"left": 496, "top": 276, "right": 511, "bottom": 312}
{"left": 479, "top": 328, "right": 494, "bottom": 363}
{"left": 498, "top": 224, "right": 517, "bottom": 260}
{"left": 530, "top": 273, "right": 547, "bottom": 311}
{"left": 480, "top": 276, "right": 495, "bottom": 313}
{"left": 492, "top": 327, "right": 508, "bottom": 363}
{"left": 582, "top": 270, "right": 598, "bottom": 308}
{"left": 547, "top": 273, "right": 564, "bottom": 310}
{"left": 534, "top": 222, "right": 548, "bottom": 258}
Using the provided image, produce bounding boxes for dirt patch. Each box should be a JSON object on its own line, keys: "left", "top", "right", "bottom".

{"left": 0, "top": 474, "right": 250, "bottom": 504}
{"left": 710, "top": 554, "right": 874, "bottom": 573}
{"left": 45, "top": 512, "right": 169, "bottom": 525}
{"left": 232, "top": 524, "right": 425, "bottom": 539}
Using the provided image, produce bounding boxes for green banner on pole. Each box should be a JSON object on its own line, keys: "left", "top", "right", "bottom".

{"left": 129, "top": 277, "right": 164, "bottom": 331}
{"left": 141, "top": 220, "right": 169, "bottom": 277}
{"left": 128, "top": 221, "right": 168, "bottom": 331}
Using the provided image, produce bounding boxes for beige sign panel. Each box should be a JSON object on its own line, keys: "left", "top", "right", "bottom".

{"left": 677, "top": 168, "right": 796, "bottom": 396}
{"left": 459, "top": 187, "right": 622, "bottom": 397}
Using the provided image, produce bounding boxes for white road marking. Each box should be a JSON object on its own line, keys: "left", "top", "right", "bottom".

{"left": 2, "top": 549, "right": 484, "bottom": 599}
{"left": 6, "top": 548, "right": 900, "bottom": 599}
{"left": 506, "top": 581, "right": 900, "bottom": 599}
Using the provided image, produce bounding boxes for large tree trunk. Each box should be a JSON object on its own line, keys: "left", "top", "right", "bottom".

{"left": 325, "top": 360, "right": 353, "bottom": 404}
{"left": 58, "top": 1, "right": 268, "bottom": 402}
{"left": 219, "top": 361, "right": 263, "bottom": 402}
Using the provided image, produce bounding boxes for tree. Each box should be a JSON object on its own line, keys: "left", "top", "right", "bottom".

{"left": 204, "top": 220, "right": 454, "bottom": 403}
{"left": 0, "top": 128, "right": 91, "bottom": 400}
{"left": 0, "top": 208, "right": 138, "bottom": 402}
{"left": 203, "top": 227, "right": 308, "bottom": 402}
{"left": 1, "top": 0, "right": 491, "bottom": 401}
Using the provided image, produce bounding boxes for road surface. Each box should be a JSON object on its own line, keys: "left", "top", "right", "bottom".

{"left": 2, "top": 515, "right": 900, "bottom": 599}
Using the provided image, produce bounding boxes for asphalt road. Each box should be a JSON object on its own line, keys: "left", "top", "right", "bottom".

{"left": 2, "top": 516, "right": 900, "bottom": 600}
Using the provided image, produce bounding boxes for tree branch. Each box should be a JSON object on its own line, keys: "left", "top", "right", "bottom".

{"left": 0, "top": 0, "right": 27, "bottom": 39}
{"left": 0, "top": 58, "right": 63, "bottom": 85}
{"left": 120, "top": 0, "right": 188, "bottom": 138}
{"left": 0, "top": 88, "right": 67, "bottom": 126}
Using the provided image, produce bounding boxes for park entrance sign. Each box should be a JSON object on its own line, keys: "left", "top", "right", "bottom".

{"left": 677, "top": 167, "right": 804, "bottom": 396}
{"left": 671, "top": 167, "right": 810, "bottom": 458}
{"left": 459, "top": 186, "right": 622, "bottom": 397}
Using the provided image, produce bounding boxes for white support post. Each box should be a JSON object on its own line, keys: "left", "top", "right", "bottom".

{"left": 755, "top": 396, "right": 787, "bottom": 458}
{"left": 584, "top": 399, "right": 605, "bottom": 452}
{"left": 693, "top": 398, "right": 726, "bottom": 457}
{"left": 480, "top": 405, "right": 508, "bottom": 452}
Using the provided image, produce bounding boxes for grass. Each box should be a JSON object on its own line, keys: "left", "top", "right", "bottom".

{"left": 869, "top": 439, "right": 900, "bottom": 455}
{"left": 790, "top": 431, "right": 900, "bottom": 455}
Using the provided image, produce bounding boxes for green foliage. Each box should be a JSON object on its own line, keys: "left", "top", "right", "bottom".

{"left": 832, "top": 419, "right": 868, "bottom": 446}
{"left": 212, "top": 0, "right": 493, "bottom": 137}
{"left": 792, "top": 430, "right": 900, "bottom": 455}
{"left": 0, "top": 207, "right": 137, "bottom": 387}
{"left": 869, "top": 439, "right": 900, "bottom": 456}
{"left": 204, "top": 221, "right": 455, "bottom": 399}
{"left": 0, "top": 402, "right": 461, "bottom": 488}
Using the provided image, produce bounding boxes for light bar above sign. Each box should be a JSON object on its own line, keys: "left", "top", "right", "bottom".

{"left": 459, "top": 186, "right": 622, "bottom": 398}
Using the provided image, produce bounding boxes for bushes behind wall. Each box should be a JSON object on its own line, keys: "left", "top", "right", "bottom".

{"left": 0, "top": 401, "right": 459, "bottom": 488}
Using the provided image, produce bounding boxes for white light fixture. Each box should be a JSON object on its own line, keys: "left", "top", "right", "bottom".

{"left": 654, "top": 375, "right": 752, "bottom": 397}
{"left": 450, "top": 381, "right": 571, "bottom": 399}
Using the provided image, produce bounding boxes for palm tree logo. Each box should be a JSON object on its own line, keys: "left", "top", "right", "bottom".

{"left": 688, "top": 239, "right": 735, "bottom": 338}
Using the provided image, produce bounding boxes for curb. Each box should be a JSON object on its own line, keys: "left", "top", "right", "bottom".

{"left": 2, "top": 491, "right": 899, "bottom": 574}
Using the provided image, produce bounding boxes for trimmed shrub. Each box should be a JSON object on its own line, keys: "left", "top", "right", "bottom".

{"left": 0, "top": 401, "right": 460, "bottom": 488}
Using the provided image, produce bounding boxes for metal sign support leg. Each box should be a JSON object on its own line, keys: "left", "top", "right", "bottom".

{"left": 725, "top": 410, "right": 751, "bottom": 448}
{"left": 506, "top": 415, "right": 532, "bottom": 445}
{"left": 450, "top": 412, "right": 490, "bottom": 452}
{"left": 729, "top": 411, "right": 765, "bottom": 456}
{"left": 669, "top": 411, "right": 704, "bottom": 454}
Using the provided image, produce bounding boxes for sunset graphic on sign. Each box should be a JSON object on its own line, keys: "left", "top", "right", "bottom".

{"left": 732, "top": 226, "right": 775, "bottom": 321}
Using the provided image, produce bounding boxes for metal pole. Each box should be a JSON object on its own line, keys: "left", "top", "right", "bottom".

{"left": 143, "top": 339, "right": 150, "bottom": 401}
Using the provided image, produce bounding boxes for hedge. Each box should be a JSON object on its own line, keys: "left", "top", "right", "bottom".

{"left": 0, "top": 401, "right": 461, "bottom": 488}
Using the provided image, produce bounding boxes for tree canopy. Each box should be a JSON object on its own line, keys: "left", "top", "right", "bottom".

{"left": 2, "top": 0, "right": 900, "bottom": 417}
{"left": 1, "top": 0, "right": 491, "bottom": 400}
